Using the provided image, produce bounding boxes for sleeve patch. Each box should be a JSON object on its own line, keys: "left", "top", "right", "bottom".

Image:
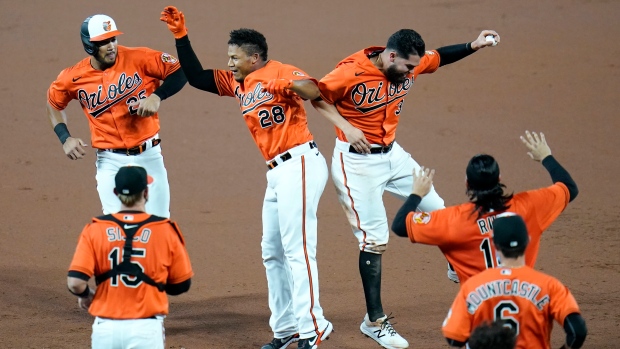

{"left": 292, "top": 71, "right": 305, "bottom": 76}
{"left": 161, "top": 53, "right": 178, "bottom": 64}
{"left": 412, "top": 212, "right": 431, "bottom": 224}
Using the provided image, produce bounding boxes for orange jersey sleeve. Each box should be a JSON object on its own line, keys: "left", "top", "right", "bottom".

{"left": 442, "top": 267, "right": 580, "bottom": 349}
{"left": 509, "top": 183, "right": 570, "bottom": 266}
{"left": 68, "top": 213, "right": 193, "bottom": 319}
{"left": 318, "top": 47, "right": 440, "bottom": 145}
{"left": 211, "top": 61, "right": 315, "bottom": 160}
{"left": 47, "top": 46, "right": 181, "bottom": 149}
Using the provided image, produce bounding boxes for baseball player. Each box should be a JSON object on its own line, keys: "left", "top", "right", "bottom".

{"left": 392, "top": 131, "right": 578, "bottom": 284}
{"left": 160, "top": 7, "right": 332, "bottom": 349}
{"left": 67, "top": 166, "right": 193, "bottom": 349}
{"left": 47, "top": 14, "right": 187, "bottom": 218}
{"left": 312, "top": 28, "right": 500, "bottom": 348}
{"left": 442, "top": 213, "right": 588, "bottom": 349}
{"left": 467, "top": 321, "right": 517, "bottom": 349}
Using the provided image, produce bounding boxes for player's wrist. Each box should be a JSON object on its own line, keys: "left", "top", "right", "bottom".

{"left": 54, "top": 123, "right": 71, "bottom": 144}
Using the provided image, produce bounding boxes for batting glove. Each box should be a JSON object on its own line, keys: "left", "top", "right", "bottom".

{"left": 160, "top": 6, "right": 188, "bottom": 39}
{"left": 264, "top": 79, "right": 293, "bottom": 95}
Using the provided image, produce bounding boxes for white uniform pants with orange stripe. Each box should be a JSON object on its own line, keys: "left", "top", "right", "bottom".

{"left": 95, "top": 139, "right": 170, "bottom": 218}
{"left": 262, "top": 144, "right": 330, "bottom": 339}
{"left": 331, "top": 139, "right": 445, "bottom": 253}
{"left": 91, "top": 316, "right": 165, "bottom": 349}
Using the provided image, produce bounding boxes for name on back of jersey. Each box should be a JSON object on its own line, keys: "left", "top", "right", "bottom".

{"left": 106, "top": 226, "right": 151, "bottom": 243}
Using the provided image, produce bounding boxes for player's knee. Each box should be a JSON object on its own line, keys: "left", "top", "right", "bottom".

{"left": 362, "top": 244, "right": 388, "bottom": 254}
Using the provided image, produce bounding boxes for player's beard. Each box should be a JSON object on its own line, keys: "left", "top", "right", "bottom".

{"left": 385, "top": 65, "right": 408, "bottom": 85}
{"left": 94, "top": 51, "right": 117, "bottom": 70}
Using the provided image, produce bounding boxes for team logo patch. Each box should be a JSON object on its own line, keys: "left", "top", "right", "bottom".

{"left": 292, "top": 71, "right": 305, "bottom": 76}
{"left": 425, "top": 50, "right": 435, "bottom": 55}
{"left": 103, "top": 21, "right": 112, "bottom": 32}
{"left": 412, "top": 212, "right": 431, "bottom": 224}
{"left": 161, "top": 53, "right": 178, "bottom": 64}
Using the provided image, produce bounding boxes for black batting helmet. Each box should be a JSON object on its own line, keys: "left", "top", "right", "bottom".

{"left": 80, "top": 14, "right": 123, "bottom": 55}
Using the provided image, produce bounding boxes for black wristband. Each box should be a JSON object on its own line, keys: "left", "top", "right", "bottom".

{"left": 54, "top": 123, "right": 71, "bottom": 144}
{"left": 69, "top": 286, "right": 91, "bottom": 298}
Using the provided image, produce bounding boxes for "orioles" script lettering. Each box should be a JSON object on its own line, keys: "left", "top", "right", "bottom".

{"left": 77, "top": 72, "right": 144, "bottom": 118}
{"left": 351, "top": 77, "right": 413, "bottom": 113}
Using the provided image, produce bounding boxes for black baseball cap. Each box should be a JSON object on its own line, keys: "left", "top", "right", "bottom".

{"left": 466, "top": 154, "right": 500, "bottom": 190}
{"left": 492, "top": 212, "right": 529, "bottom": 250}
{"left": 114, "top": 166, "right": 153, "bottom": 195}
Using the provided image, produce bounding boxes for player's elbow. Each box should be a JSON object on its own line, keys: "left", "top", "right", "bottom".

{"left": 391, "top": 219, "right": 408, "bottom": 238}
{"left": 165, "top": 278, "right": 191, "bottom": 296}
{"left": 564, "top": 313, "right": 587, "bottom": 348}
{"left": 67, "top": 276, "right": 88, "bottom": 294}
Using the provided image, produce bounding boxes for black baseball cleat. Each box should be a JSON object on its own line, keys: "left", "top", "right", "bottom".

{"left": 297, "top": 321, "right": 333, "bottom": 349}
{"left": 261, "top": 333, "right": 300, "bottom": 349}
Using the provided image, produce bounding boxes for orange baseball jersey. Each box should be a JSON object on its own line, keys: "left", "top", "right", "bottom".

{"left": 406, "top": 183, "right": 569, "bottom": 284}
{"left": 68, "top": 212, "right": 193, "bottom": 319}
{"left": 212, "top": 61, "right": 315, "bottom": 160}
{"left": 47, "top": 46, "right": 181, "bottom": 149}
{"left": 318, "top": 46, "right": 440, "bottom": 145}
{"left": 442, "top": 266, "right": 580, "bottom": 349}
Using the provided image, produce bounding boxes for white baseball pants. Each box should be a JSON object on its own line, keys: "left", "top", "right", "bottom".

{"left": 262, "top": 143, "right": 330, "bottom": 339}
{"left": 91, "top": 316, "right": 165, "bottom": 349}
{"left": 95, "top": 138, "right": 170, "bottom": 218}
{"left": 331, "top": 139, "right": 445, "bottom": 253}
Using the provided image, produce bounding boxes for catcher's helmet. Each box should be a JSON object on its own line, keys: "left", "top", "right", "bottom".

{"left": 80, "top": 14, "right": 123, "bottom": 55}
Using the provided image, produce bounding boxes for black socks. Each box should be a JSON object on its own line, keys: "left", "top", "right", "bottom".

{"left": 359, "top": 250, "right": 384, "bottom": 321}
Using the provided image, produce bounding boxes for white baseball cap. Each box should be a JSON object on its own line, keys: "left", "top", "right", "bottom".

{"left": 85, "top": 14, "right": 123, "bottom": 42}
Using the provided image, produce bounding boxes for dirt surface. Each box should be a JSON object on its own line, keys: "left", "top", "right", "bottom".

{"left": 1, "top": 0, "right": 618, "bottom": 348}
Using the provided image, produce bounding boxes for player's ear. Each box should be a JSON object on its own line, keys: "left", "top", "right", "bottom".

{"left": 143, "top": 188, "right": 149, "bottom": 201}
{"left": 251, "top": 53, "right": 260, "bottom": 64}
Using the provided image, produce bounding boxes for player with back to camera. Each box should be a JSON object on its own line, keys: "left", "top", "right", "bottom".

{"left": 47, "top": 14, "right": 187, "bottom": 218}
{"left": 391, "top": 131, "right": 578, "bottom": 285}
{"left": 67, "top": 165, "right": 193, "bottom": 349}
{"left": 441, "top": 213, "right": 587, "bottom": 349}
{"left": 160, "top": 6, "right": 332, "bottom": 349}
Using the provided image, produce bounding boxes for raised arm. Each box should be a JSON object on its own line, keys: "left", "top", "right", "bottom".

{"left": 436, "top": 30, "right": 500, "bottom": 67}
{"left": 160, "top": 6, "right": 219, "bottom": 94}
{"left": 520, "top": 131, "right": 578, "bottom": 201}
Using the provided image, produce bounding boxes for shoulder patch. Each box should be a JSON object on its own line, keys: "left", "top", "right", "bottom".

{"left": 292, "top": 71, "right": 305, "bottom": 76}
{"left": 412, "top": 212, "right": 431, "bottom": 224}
{"left": 161, "top": 53, "right": 178, "bottom": 64}
{"left": 425, "top": 50, "right": 435, "bottom": 55}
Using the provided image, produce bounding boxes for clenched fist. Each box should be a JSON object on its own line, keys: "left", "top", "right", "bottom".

{"left": 160, "top": 6, "right": 188, "bottom": 39}
{"left": 263, "top": 79, "right": 293, "bottom": 95}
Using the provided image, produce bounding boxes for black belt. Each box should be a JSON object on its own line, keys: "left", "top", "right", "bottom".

{"left": 267, "top": 141, "right": 317, "bottom": 170}
{"left": 349, "top": 141, "right": 393, "bottom": 154}
{"left": 105, "top": 139, "right": 161, "bottom": 156}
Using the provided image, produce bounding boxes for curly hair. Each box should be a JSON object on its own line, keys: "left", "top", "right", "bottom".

{"left": 468, "top": 321, "right": 517, "bottom": 349}
{"left": 228, "top": 28, "right": 268, "bottom": 61}
{"left": 386, "top": 29, "right": 425, "bottom": 59}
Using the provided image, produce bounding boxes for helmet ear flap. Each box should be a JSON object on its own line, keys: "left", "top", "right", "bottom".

{"left": 81, "top": 16, "right": 97, "bottom": 55}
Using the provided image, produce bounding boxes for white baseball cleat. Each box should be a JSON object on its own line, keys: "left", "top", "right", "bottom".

{"left": 360, "top": 313, "right": 409, "bottom": 349}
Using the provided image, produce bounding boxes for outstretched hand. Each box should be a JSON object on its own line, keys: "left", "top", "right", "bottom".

{"left": 412, "top": 166, "right": 435, "bottom": 197}
{"left": 471, "top": 30, "right": 500, "bottom": 50}
{"left": 263, "top": 79, "right": 293, "bottom": 95}
{"left": 520, "top": 130, "right": 552, "bottom": 162}
{"left": 160, "top": 6, "right": 188, "bottom": 39}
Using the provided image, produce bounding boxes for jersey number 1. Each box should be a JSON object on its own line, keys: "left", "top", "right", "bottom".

{"left": 480, "top": 238, "right": 501, "bottom": 269}
{"left": 108, "top": 247, "right": 146, "bottom": 288}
